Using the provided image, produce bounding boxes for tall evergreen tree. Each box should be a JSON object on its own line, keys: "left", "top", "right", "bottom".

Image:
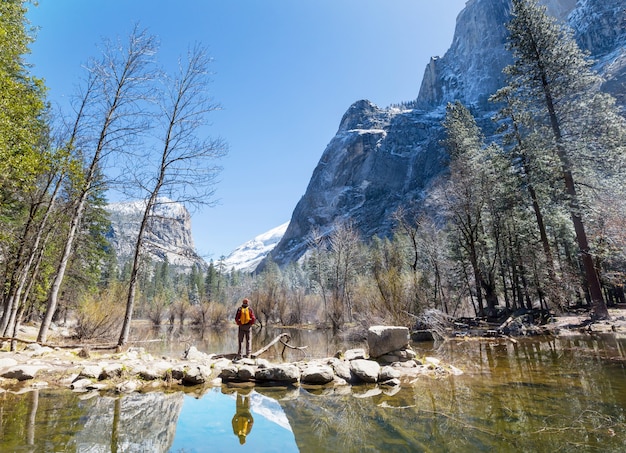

{"left": 499, "top": 0, "right": 626, "bottom": 319}
{"left": 440, "top": 101, "right": 500, "bottom": 316}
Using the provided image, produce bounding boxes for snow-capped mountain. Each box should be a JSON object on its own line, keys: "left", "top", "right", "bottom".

{"left": 264, "top": 0, "right": 626, "bottom": 269}
{"left": 222, "top": 222, "right": 289, "bottom": 272}
{"left": 106, "top": 198, "right": 207, "bottom": 270}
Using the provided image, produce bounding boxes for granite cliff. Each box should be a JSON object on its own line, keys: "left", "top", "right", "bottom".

{"left": 264, "top": 0, "right": 626, "bottom": 269}
{"left": 106, "top": 199, "right": 207, "bottom": 271}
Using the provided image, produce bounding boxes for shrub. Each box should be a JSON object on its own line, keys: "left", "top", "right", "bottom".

{"left": 74, "top": 283, "right": 126, "bottom": 340}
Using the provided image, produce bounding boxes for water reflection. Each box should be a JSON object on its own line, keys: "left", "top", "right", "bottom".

{"left": 232, "top": 391, "right": 254, "bottom": 444}
{"left": 0, "top": 389, "right": 183, "bottom": 451}
{"left": 130, "top": 323, "right": 363, "bottom": 362}
{"left": 169, "top": 387, "right": 298, "bottom": 452}
{"left": 2, "top": 334, "right": 626, "bottom": 451}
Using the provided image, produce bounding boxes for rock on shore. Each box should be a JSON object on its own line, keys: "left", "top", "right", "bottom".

{"left": 0, "top": 326, "right": 463, "bottom": 395}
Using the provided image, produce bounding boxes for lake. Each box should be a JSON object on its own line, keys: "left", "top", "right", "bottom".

{"left": 1, "top": 328, "right": 626, "bottom": 452}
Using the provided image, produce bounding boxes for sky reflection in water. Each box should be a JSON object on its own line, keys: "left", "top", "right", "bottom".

{"left": 169, "top": 388, "right": 298, "bottom": 453}
{"left": 2, "top": 333, "right": 626, "bottom": 451}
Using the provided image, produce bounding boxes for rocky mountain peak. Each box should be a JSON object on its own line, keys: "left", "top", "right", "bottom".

{"left": 263, "top": 0, "right": 625, "bottom": 269}
{"left": 106, "top": 198, "right": 206, "bottom": 271}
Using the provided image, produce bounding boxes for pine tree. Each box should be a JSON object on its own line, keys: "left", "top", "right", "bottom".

{"left": 499, "top": 0, "right": 626, "bottom": 319}
{"left": 440, "top": 101, "right": 501, "bottom": 316}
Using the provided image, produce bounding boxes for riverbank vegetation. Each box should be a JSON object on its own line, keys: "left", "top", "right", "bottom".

{"left": 1, "top": 0, "right": 625, "bottom": 348}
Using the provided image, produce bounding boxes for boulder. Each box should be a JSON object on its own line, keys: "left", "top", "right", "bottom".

{"left": 70, "top": 378, "right": 94, "bottom": 390}
{"left": 236, "top": 365, "right": 256, "bottom": 381}
{"left": 255, "top": 364, "right": 300, "bottom": 383}
{"left": 182, "top": 366, "right": 212, "bottom": 385}
{"left": 379, "top": 366, "right": 401, "bottom": 382}
{"left": 101, "top": 363, "right": 124, "bottom": 379}
{"left": 343, "top": 348, "right": 367, "bottom": 361}
{"left": 300, "top": 364, "right": 335, "bottom": 385}
{"left": 349, "top": 359, "right": 380, "bottom": 383}
{"left": 367, "top": 326, "right": 410, "bottom": 358}
{"left": 218, "top": 365, "right": 238, "bottom": 381}
{"left": 379, "top": 348, "right": 417, "bottom": 364}
{"left": 2, "top": 365, "right": 45, "bottom": 381}
{"left": 139, "top": 361, "right": 172, "bottom": 381}
{"left": 183, "top": 346, "right": 208, "bottom": 361}
{"left": 116, "top": 380, "right": 140, "bottom": 393}
{"left": 329, "top": 359, "right": 353, "bottom": 382}
{"left": 79, "top": 365, "right": 103, "bottom": 380}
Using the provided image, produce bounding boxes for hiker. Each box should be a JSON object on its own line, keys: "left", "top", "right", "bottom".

{"left": 231, "top": 391, "right": 254, "bottom": 445}
{"left": 235, "top": 298, "right": 256, "bottom": 358}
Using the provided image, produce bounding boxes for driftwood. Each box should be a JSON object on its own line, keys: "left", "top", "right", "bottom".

{"left": 252, "top": 333, "right": 308, "bottom": 359}
{"left": 0, "top": 336, "right": 85, "bottom": 349}
{"left": 0, "top": 336, "right": 164, "bottom": 351}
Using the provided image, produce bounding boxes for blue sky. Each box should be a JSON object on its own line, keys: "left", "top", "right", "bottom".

{"left": 27, "top": 0, "right": 467, "bottom": 260}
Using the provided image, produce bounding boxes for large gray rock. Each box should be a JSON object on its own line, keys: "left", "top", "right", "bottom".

{"left": 217, "top": 365, "right": 238, "bottom": 381}
{"left": 300, "top": 364, "right": 335, "bottom": 385}
{"left": 79, "top": 365, "right": 103, "bottom": 380}
{"left": 379, "top": 366, "right": 401, "bottom": 382}
{"left": 367, "top": 326, "right": 409, "bottom": 358}
{"left": 139, "top": 361, "right": 172, "bottom": 381}
{"left": 349, "top": 359, "right": 380, "bottom": 384}
{"left": 329, "top": 359, "right": 353, "bottom": 382}
{"left": 236, "top": 365, "right": 256, "bottom": 381}
{"left": 102, "top": 363, "right": 124, "bottom": 379}
{"left": 181, "top": 365, "right": 212, "bottom": 385}
{"left": 260, "top": 0, "right": 625, "bottom": 270}
{"left": 2, "top": 365, "right": 46, "bottom": 381}
{"left": 70, "top": 378, "right": 94, "bottom": 390}
{"left": 343, "top": 348, "right": 367, "bottom": 361}
{"left": 255, "top": 364, "right": 300, "bottom": 383}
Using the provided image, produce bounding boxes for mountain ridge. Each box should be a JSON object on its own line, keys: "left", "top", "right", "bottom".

{"left": 262, "top": 0, "right": 626, "bottom": 270}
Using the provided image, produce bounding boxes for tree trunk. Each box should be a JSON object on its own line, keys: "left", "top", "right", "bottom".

{"left": 38, "top": 197, "right": 86, "bottom": 343}
{"left": 539, "top": 67, "right": 609, "bottom": 319}
{"left": 118, "top": 193, "right": 158, "bottom": 347}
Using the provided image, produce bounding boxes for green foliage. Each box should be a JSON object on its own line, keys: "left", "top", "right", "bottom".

{"left": 0, "top": 0, "right": 47, "bottom": 198}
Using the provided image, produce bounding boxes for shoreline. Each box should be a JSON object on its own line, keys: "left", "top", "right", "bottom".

{"left": 2, "top": 310, "right": 625, "bottom": 395}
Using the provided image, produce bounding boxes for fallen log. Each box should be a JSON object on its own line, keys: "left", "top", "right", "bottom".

{"left": 0, "top": 336, "right": 163, "bottom": 351}
{"left": 251, "top": 333, "right": 307, "bottom": 358}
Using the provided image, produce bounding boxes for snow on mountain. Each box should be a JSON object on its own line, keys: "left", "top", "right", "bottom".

{"left": 106, "top": 198, "right": 207, "bottom": 270}
{"left": 265, "top": 0, "right": 626, "bottom": 269}
{"left": 222, "top": 222, "right": 289, "bottom": 272}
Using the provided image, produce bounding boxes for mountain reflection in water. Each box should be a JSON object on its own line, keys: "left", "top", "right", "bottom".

{"left": 1, "top": 333, "right": 626, "bottom": 452}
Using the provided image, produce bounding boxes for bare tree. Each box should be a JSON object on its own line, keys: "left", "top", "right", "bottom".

{"left": 117, "top": 45, "right": 226, "bottom": 347}
{"left": 38, "top": 26, "right": 157, "bottom": 343}
{"left": 328, "top": 222, "right": 361, "bottom": 328}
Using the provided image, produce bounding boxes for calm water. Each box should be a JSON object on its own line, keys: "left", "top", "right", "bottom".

{"left": 1, "top": 331, "right": 626, "bottom": 452}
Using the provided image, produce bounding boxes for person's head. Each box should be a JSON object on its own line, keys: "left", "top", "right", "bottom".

{"left": 242, "top": 298, "right": 249, "bottom": 306}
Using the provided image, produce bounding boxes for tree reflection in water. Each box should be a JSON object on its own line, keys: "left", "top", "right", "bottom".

{"left": 2, "top": 335, "right": 626, "bottom": 451}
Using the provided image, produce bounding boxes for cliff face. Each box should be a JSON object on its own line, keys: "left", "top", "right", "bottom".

{"left": 106, "top": 199, "right": 206, "bottom": 271}
{"left": 265, "top": 0, "right": 626, "bottom": 268}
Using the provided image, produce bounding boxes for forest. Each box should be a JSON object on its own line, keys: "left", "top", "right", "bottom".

{"left": 1, "top": 0, "right": 625, "bottom": 349}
